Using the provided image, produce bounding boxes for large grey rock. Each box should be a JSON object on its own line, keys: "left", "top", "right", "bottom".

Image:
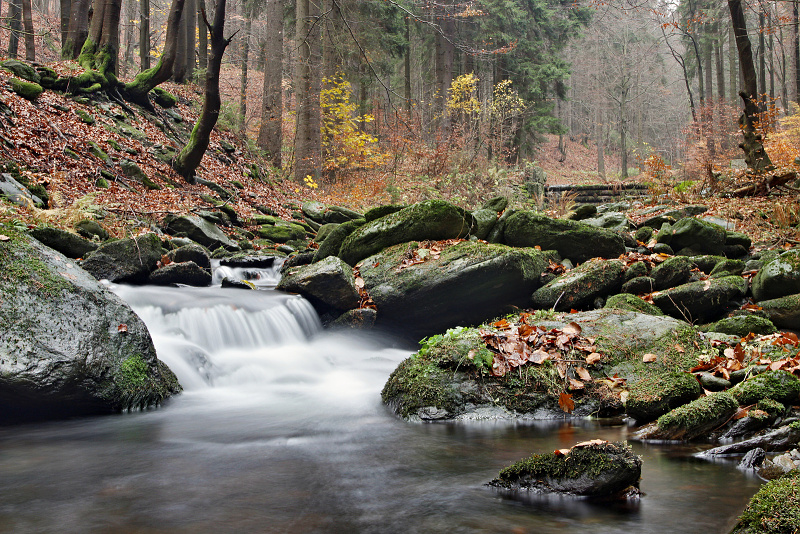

{"left": 277, "top": 256, "right": 361, "bottom": 312}
{"left": 626, "top": 371, "right": 703, "bottom": 423}
{"left": 758, "top": 293, "right": 800, "bottom": 329}
{"left": 81, "top": 232, "right": 163, "bottom": 283}
{"left": 0, "top": 59, "right": 40, "bottom": 83}
{"left": 359, "top": 241, "right": 553, "bottom": 338}
{"left": 651, "top": 275, "right": 747, "bottom": 322}
{"left": 502, "top": 211, "right": 625, "bottom": 263}
{"left": 0, "top": 172, "right": 43, "bottom": 207}
{"left": 338, "top": 200, "right": 475, "bottom": 266}
{"left": 313, "top": 219, "right": 365, "bottom": 262}
{"left": 29, "top": 226, "right": 98, "bottom": 259}
{"left": 657, "top": 217, "right": 726, "bottom": 256}
{"left": 168, "top": 243, "right": 211, "bottom": 270}
{"left": 163, "top": 214, "right": 239, "bottom": 251}
{"left": 471, "top": 208, "right": 498, "bottom": 240}
{"left": 489, "top": 441, "right": 641, "bottom": 497}
{"left": 531, "top": 259, "right": 625, "bottom": 311}
{"left": 579, "top": 212, "right": 634, "bottom": 232}
{"left": 651, "top": 255, "right": 692, "bottom": 290}
{"left": 751, "top": 250, "right": 800, "bottom": 301}
{"left": 0, "top": 227, "right": 180, "bottom": 423}
{"left": 148, "top": 261, "right": 212, "bottom": 287}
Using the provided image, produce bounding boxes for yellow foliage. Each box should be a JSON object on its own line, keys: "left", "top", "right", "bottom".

{"left": 446, "top": 73, "right": 481, "bottom": 114}
{"left": 320, "top": 73, "right": 389, "bottom": 173}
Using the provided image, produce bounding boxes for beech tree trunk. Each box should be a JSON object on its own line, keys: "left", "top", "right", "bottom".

{"left": 78, "top": 0, "right": 123, "bottom": 86}
{"left": 62, "top": 0, "right": 90, "bottom": 59}
{"left": 238, "top": 0, "right": 253, "bottom": 134}
{"left": 197, "top": 0, "right": 207, "bottom": 70}
{"left": 728, "top": 0, "right": 774, "bottom": 173}
{"left": 123, "top": 0, "right": 186, "bottom": 107}
{"left": 140, "top": 0, "right": 150, "bottom": 70}
{"left": 21, "top": 0, "right": 35, "bottom": 60}
{"left": 173, "top": 0, "right": 230, "bottom": 181}
{"left": 8, "top": 0, "right": 21, "bottom": 58}
{"left": 256, "top": 0, "right": 283, "bottom": 167}
{"left": 294, "top": 0, "right": 321, "bottom": 183}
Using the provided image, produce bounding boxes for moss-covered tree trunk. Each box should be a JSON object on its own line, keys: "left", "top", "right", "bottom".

{"left": 728, "top": 0, "right": 774, "bottom": 174}
{"left": 172, "top": 0, "right": 230, "bottom": 181}
{"left": 122, "top": 0, "right": 186, "bottom": 108}
{"left": 62, "top": 0, "right": 91, "bottom": 60}
{"left": 77, "top": 0, "right": 123, "bottom": 90}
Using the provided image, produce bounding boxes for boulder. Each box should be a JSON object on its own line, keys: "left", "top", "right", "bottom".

{"left": 579, "top": 212, "right": 634, "bottom": 232}
{"left": 1, "top": 59, "right": 40, "bottom": 82}
{"left": 566, "top": 204, "right": 597, "bottom": 221}
{"left": 338, "top": 200, "right": 475, "bottom": 266}
{"left": 482, "top": 196, "right": 509, "bottom": 213}
{"left": 471, "top": 208, "right": 498, "bottom": 240}
{"left": 0, "top": 227, "right": 180, "bottom": 423}
{"left": 313, "top": 219, "right": 365, "bottom": 262}
{"left": 277, "top": 256, "right": 361, "bottom": 313}
{"left": 163, "top": 214, "right": 239, "bottom": 251}
{"left": 329, "top": 308, "right": 378, "bottom": 330}
{"left": 651, "top": 255, "right": 693, "bottom": 290}
{"left": 729, "top": 471, "right": 800, "bottom": 534}
{"left": 9, "top": 78, "right": 43, "bottom": 101}
{"left": 752, "top": 251, "right": 800, "bottom": 301}
{"left": 651, "top": 275, "right": 747, "bottom": 322}
{"left": 489, "top": 440, "right": 641, "bottom": 498}
{"left": 709, "top": 258, "right": 745, "bottom": 278}
{"left": 758, "top": 293, "right": 800, "bottom": 330}
{"left": 75, "top": 219, "right": 109, "bottom": 241}
{"left": 148, "top": 261, "right": 212, "bottom": 287}
{"left": 81, "top": 233, "right": 163, "bottom": 283}
{"left": 168, "top": 243, "right": 211, "bottom": 270}
{"left": 359, "top": 241, "right": 553, "bottom": 338}
{"left": 301, "top": 201, "right": 328, "bottom": 222}
{"left": 502, "top": 211, "right": 625, "bottom": 263}
{"left": 701, "top": 315, "right": 777, "bottom": 337}
{"left": 604, "top": 293, "right": 664, "bottom": 316}
{"left": 531, "top": 259, "right": 625, "bottom": 311}
{"left": 0, "top": 172, "right": 44, "bottom": 207}
{"left": 625, "top": 371, "right": 703, "bottom": 423}
{"left": 364, "top": 204, "right": 406, "bottom": 222}
{"left": 486, "top": 208, "right": 517, "bottom": 243}
{"left": 621, "top": 276, "right": 655, "bottom": 295}
{"left": 323, "top": 205, "right": 363, "bottom": 224}
{"left": 730, "top": 370, "right": 800, "bottom": 406}
{"left": 256, "top": 222, "right": 307, "bottom": 243}
{"left": 625, "top": 261, "right": 649, "bottom": 281}
{"left": 657, "top": 217, "right": 726, "bottom": 256}
{"left": 635, "top": 391, "right": 739, "bottom": 441}
{"left": 219, "top": 253, "right": 282, "bottom": 269}
{"left": 29, "top": 226, "right": 98, "bottom": 259}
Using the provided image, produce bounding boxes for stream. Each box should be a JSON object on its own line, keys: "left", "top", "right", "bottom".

{"left": 0, "top": 264, "right": 765, "bottom": 533}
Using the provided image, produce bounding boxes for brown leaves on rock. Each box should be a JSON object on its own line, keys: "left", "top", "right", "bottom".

{"left": 394, "top": 239, "right": 466, "bottom": 272}
{"left": 351, "top": 267, "right": 376, "bottom": 310}
{"left": 697, "top": 331, "right": 800, "bottom": 380}
{"left": 479, "top": 314, "right": 603, "bottom": 394}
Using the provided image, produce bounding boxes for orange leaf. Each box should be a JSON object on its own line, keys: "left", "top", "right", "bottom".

{"left": 558, "top": 392, "right": 575, "bottom": 413}
{"left": 568, "top": 378, "right": 585, "bottom": 390}
{"left": 118, "top": 324, "right": 128, "bottom": 333}
{"left": 562, "top": 322, "right": 582, "bottom": 336}
{"left": 576, "top": 366, "right": 592, "bottom": 381}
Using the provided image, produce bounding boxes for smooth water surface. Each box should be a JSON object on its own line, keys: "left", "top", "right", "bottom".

{"left": 0, "top": 283, "right": 763, "bottom": 533}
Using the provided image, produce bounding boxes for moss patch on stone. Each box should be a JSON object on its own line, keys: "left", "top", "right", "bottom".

{"left": 732, "top": 471, "right": 800, "bottom": 534}
{"left": 604, "top": 293, "right": 664, "bottom": 316}
{"left": 655, "top": 391, "right": 738, "bottom": 440}
{"left": 730, "top": 370, "right": 800, "bottom": 406}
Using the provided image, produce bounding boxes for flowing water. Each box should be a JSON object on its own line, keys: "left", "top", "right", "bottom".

{"left": 0, "top": 266, "right": 765, "bottom": 533}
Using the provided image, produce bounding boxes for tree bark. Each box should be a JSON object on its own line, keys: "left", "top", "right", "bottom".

{"left": 239, "top": 0, "right": 253, "bottom": 134}
{"left": 8, "top": 0, "right": 21, "bottom": 58}
{"left": 795, "top": 1, "right": 800, "bottom": 105}
{"left": 139, "top": 0, "right": 150, "bottom": 70}
{"left": 21, "top": 0, "right": 35, "bottom": 60}
{"left": 62, "top": 0, "right": 90, "bottom": 59}
{"left": 256, "top": 0, "right": 283, "bottom": 167}
{"left": 79, "top": 0, "right": 123, "bottom": 85}
{"left": 173, "top": 0, "right": 230, "bottom": 181}
{"left": 123, "top": 0, "right": 186, "bottom": 107}
{"left": 728, "top": 0, "right": 774, "bottom": 173}
{"left": 60, "top": 0, "right": 71, "bottom": 49}
{"left": 294, "top": 0, "right": 321, "bottom": 183}
{"left": 197, "top": 0, "right": 207, "bottom": 70}
{"left": 173, "top": 0, "right": 188, "bottom": 82}
{"left": 434, "top": 17, "right": 455, "bottom": 137}
{"left": 404, "top": 15, "right": 412, "bottom": 115}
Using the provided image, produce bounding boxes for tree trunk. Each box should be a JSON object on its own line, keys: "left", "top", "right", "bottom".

{"left": 294, "top": 0, "right": 321, "bottom": 183}
{"left": 173, "top": 0, "right": 230, "bottom": 181}
{"left": 758, "top": 11, "right": 766, "bottom": 102}
{"left": 60, "top": 0, "right": 70, "bottom": 48}
{"left": 21, "top": 0, "right": 35, "bottom": 60}
{"left": 197, "top": 0, "right": 207, "bottom": 70}
{"left": 183, "top": 0, "right": 196, "bottom": 80}
{"left": 62, "top": 0, "right": 90, "bottom": 59}
{"left": 173, "top": 1, "right": 188, "bottom": 82}
{"left": 139, "top": 0, "right": 150, "bottom": 70}
{"left": 434, "top": 17, "right": 455, "bottom": 137}
{"left": 404, "top": 15, "right": 412, "bottom": 114}
{"left": 730, "top": 24, "right": 738, "bottom": 103}
{"left": 256, "top": 0, "right": 283, "bottom": 167}
{"left": 123, "top": 0, "right": 186, "bottom": 107}
{"left": 79, "top": 0, "right": 123, "bottom": 84}
{"left": 8, "top": 0, "right": 21, "bottom": 58}
{"left": 795, "top": 1, "right": 800, "bottom": 105}
{"left": 728, "top": 0, "right": 774, "bottom": 173}
{"left": 239, "top": 0, "right": 253, "bottom": 134}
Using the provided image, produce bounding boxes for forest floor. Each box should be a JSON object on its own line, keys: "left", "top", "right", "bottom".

{"left": 0, "top": 63, "right": 798, "bottom": 252}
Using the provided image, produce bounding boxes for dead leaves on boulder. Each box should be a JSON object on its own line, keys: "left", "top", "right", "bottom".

{"left": 695, "top": 331, "right": 800, "bottom": 381}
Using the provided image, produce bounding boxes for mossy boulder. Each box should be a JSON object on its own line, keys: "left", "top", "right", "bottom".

{"left": 9, "top": 78, "right": 43, "bottom": 101}
{"left": 471, "top": 208, "right": 499, "bottom": 240}
{"left": 625, "top": 261, "right": 649, "bottom": 281}
{"left": 322, "top": 205, "right": 364, "bottom": 224}
{"left": 163, "top": 214, "right": 239, "bottom": 251}
{"left": 730, "top": 370, "right": 800, "bottom": 406}
{"left": 29, "top": 225, "right": 98, "bottom": 259}
{"left": 338, "top": 200, "right": 475, "bottom": 266}
{"left": 604, "top": 293, "right": 664, "bottom": 316}
{"left": 531, "top": 259, "right": 625, "bottom": 311}
{"left": 702, "top": 315, "right": 777, "bottom": 337}
{"left": 709, "top": 258, "right": 745, "bottom": 278}
{"left": 277, "top": 256, "right": 361, "bottom": 313}
{"left": 167, "top": 243, "right": 211, "bottom": 271}
{"left": 313, "top": 219, "right": 366, "bottom": 262}
{"left": 731, "top": 471, "right": 800, "bottom": 534}
{"left": 329, "top": 308, "right": 378, "bottom": 330}
{"left": 579, "top": 212, "right": 634, "bottom": 232}
{"left": 621, "top": 276, "right": 655, "bottom": 295}
{"left": 360, "top": 240, "right": 553, "bottom": 338}
{"left": 489, "top": 440, "right": 641, "bottom": 498}
{"left": 363, "top": 204, "right": 406, "bottom": 222}
{"left": 151, "top": 87, "right": 177, "bottom": 108}
{"left": 81, "top": 232, "right": 163, "bottom": 283}
{"left": 758, "top": 293, "right": 800, "bottom": 330}
{"left": 257, "top": 222, "right": 307, "bottom": 243}
{"left": 75, "top": 219, "right": 109, "bottom": 241}
{"left": 651, "top": 255, "right": 693, "bottom": 290}
{"left": 0, "top": 226, "right": 180, "bottom": 423}
{"left": 1, "top": 59, "right": 40, "bottom": 82}
{"left": 639, "top": 391, "right": 739, "bottom": 441}
{"left": 652, "top": 275, "right": 747, "bottom": 322}
{"left": 148, "top": 261, "right": 211, "bottom": 286}
{"left": 626, "top": 371, "right": 703, "bottom": 423}
{"left": 502, "top": 211, "right": 625, "bottom": 263}
{"left": 658, "top": 217, "right": 726, "bottom": 256}
{"left": 752, "top": 251, "right": 800, "bottom": 302}
{"left": 482, "top": 196, "right": 509, "bottom": 213}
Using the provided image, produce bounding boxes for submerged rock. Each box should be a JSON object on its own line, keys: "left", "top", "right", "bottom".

{"left": 489, "top": 440, "right": 641, "bottom": 498}
{"left": 0, "top": 226, "right": 180, "bottom": 423}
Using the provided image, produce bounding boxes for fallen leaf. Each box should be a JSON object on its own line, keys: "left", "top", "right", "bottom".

{"left": 585, "top": 352, "right": 602, "bottom": 365}
{"left": 562, "top": 322, "right": 582, "bottom": 336}
{"left": 0, "top": 234, "right": 9, "bottom": 241}
{"left": 576, "top": 366, "right": 592, "bottom": 381}
{"left": 558, "top": 391, "right": 575, "bottom": 413}
{"left": 643, "top": 353, "right": 658, "bottom": 363}
{"left": 568, "top": 378, "right": 585, "bottom": 390}
{"left": 573, "top": 439, "right": 607, "bottom": 448}
{"left": 619, "top": 391, "right": 629, "bottom": 404}
{"left": 118, "top": 324, "right": 128, "bottom": 333}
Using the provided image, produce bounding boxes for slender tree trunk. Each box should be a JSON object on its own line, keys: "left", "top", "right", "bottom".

{"left": 758, "top": 11, "right": 766, "bottom": 102}
{"left": 183, "top": 0, "right": 195, "bottom": 80}
{"left": 60, "top": 0, "right": 71, "bottom": 48}
{"left": 404, "top": 15, "right": 412, "bottom": 114}
{"left": 434, "top": 17, "right": 455, "bottom": 138}
{"left": 257, "top": 0, "right": 283, "bottom": 167}
{"left": 728, "top": 0, "right": 774, "bottom": 173}
{"left": 173, "top": 0, "right": 230, "bottom": 180}
{"left": 173, "top": 0, "right": 188, "bottom": 82}
{"left": 795, "top": 1, "right": 800, "bottom": 105}
{"left": 140, "top": 0, "right": 150, "bottom": 70}
{"left": 716, "top": 38, "right": 725, "bottom": 101}
{"left": 730, "top": 24, "right": 738, "bottom": 102}
{"left": 8, "top": 0, "right": 21, "bottom": 58}
{"left": 197, "top": 0, "right": 207, "bottom": 70}
{"left": 21, "top": 0, "right": 35, "bottom": 60}
{"left": 294, "top": 0, "right": 321, "bottom": 183}
{"left": 239, "top": 0, "right": 253, "bottom": 134}
{"left": 704, "top": 38, "right": 714, "bottom": 158}
{"left": 123, "top": 0, "right": 185, "bottom": 107}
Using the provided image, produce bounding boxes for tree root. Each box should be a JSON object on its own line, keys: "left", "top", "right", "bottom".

{"left": 731, "top": 171, "right": 797, "bottom": 197}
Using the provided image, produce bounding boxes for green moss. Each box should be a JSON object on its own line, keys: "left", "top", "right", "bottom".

{"left": 730, "top": 370, "right": 800, "bottom": 406}
{"left": 656, "top": 391, "right": 738, "bottom": 436}
{"left": 733, "top": 471, "right": 800, "bottom": 534}
{"left": 626, "top": 371, "right": 702, "bottom": 422}
{"left": 0, "top": 225, "right": 72, "bottom": 298}
{"left": 75, "top": 109, "right": 95, "bottom": 124}
{"left": 380, "top": 354, "right": 464, "bottom": 418}
{"left": 756, "top": 398, "right": 786, "bottom": 417}
{"left": 604, "top": 293, "right": 664, "bottom": 316}
{"left": 702, "top": 315, "right": 777, "bottom": 337}
{"left": 10, "top": 78, "right": 43, "bottom": 101}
